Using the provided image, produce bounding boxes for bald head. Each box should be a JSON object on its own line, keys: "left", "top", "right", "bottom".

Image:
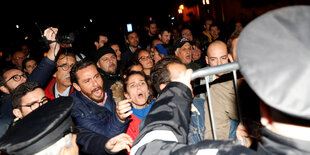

{"left": 206, "top": 40, "right": 230, "bottom": 67}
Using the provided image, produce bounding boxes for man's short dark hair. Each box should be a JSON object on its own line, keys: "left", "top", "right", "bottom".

{"left": 159, "top": 27, "right": 172, "bottom": 36}
{"left": 209, "top": 23, "right": 220, "bottom": 31}
{"left": 150, "top": 55, "right": 183, "bottom": 93}
{"left": 55, "top": 48, "right": 76, "bottom": 62}
{"left": 70, "top": 59, "right": 95, "bottom": 84}
{"left": 0, "top": 66, "right": 19, "bottom": 87}
{"left": 11, "top": 82, "right": 41, "bottom": 109}
{"left": 125, "top": 31, "right": 139, "bottom": 41}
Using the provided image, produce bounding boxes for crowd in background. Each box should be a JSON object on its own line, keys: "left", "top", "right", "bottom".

{"left": 1, "top": 5, "right": 309, "bottom": 154}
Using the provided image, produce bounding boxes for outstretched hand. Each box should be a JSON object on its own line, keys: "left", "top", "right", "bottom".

{"left": 105, "top": 133, "right": 133, "bottom": 153}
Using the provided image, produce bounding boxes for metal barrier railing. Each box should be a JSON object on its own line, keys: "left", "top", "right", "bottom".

{"left": 191, "top": 62, "right": 244, "bottom": 143}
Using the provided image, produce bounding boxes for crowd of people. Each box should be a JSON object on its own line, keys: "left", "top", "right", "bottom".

{"left": 0, "top": 5, "right": 310, "bottom": 155}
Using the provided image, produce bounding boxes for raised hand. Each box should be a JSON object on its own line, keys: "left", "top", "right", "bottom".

{"left": 43, "top": 27, "right": 60, "bottom": 61}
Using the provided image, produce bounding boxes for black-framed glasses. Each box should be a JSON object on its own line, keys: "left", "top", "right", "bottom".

{"left": 18, "top": 97, "right": 49, "bottom": 110}
{"left": 5, "top": 73, "right": 26, "bottom": 84}
{"left": 57, "top": 63, "right": 75, "bottom": 71}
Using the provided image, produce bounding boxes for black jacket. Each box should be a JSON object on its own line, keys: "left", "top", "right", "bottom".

{"left": 130, "top": 82, "right": 254, "bottom": 155}
{"left": 131, "top": 82, "right": 192, "bottom": 154}
{"left": 98, "top": 68, "right": 121, "bottom": 90}
{"left": 0, "top": 57, "right": 56, "bottom": 138}
{"left": 257, "top": 128, "right": 310, "bottom": 155}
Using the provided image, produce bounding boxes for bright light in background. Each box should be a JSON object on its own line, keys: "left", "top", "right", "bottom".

{"left": 178, "top": 9, "right": 183, "bottom": 14}
{"left": 25, "top": 36, "right": 28, "bottom": 40}
{"left": 178, "top": 4, "right": 184, "bottom": 14}
{"left": 90, "top": 19, "right": 93, "bottom": 23}
{"left": 179, "top": 4, "right": 184, "bottom": 10}
{"left": 16, "top": 25, "right": 19, "bottom": 29}
{"left": 202, "top": 0, "right": 210, "bottom": 5}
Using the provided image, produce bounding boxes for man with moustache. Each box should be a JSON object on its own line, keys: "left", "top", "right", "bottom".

{"left": 91, "top": 46, "right": 121, "bottom": 90}
{"left": 174, "top": 38, "right": 200, "bottom": 71}
{"left": 0, "top": 27, "right": 60, "bottom": 137}
{"left": 70, "top": 59, "right": 131, "bottom": 139}
{"left": 45, "top": 49, "right": 76, "bottom": 100}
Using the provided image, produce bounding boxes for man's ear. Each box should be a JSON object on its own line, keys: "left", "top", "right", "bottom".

{"left": 260, "top": 102, "right": 272, "bottom": 129}
{"left": 158, "top": 34, "right": 162, "bottom": 40}
{"left": 13, "top": 109, "right": 23, "bottom": 119}
{"left": 73, "top": 83, "right": 81, "bottom": 92}
{"left": 159, "top": 83, "right": 167, "bottom": 91}
{"left": 175, "top": 50, "right": 179, "bottom": 57}
{"left": 228, "top": 53, "right": 234, "bottom": 63}
{"left": 53, "top": 72, "right": 57, "bottom": 78}
{"left": 94, "top": 41, "right": 99, "bottom": 50}
{"left": 96, "top": 61, "right": 101, "bottom": 68}
{"left": 0, "top": 86, "right": 10, "bottom": 94}
{"left": 205, "top": 56, "right": 209, "bottom": 65}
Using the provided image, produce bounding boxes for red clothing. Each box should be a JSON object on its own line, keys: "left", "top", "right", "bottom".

{"left": 126, "top": 114, "right": 141, "bottom": 141}
{"left": 45, "top": 78, "right": 74, "bottom": 100}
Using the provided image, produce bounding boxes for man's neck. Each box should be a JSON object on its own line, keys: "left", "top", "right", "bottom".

{"left": 96, "top": 92, "right": 108, "bottom": 106}
{"left": 148, "top": 32, "right": 154, "bottom": 37}
{"left": 143, "top": 68, "right": 151, "bottom": 76}
{"left": 129, "top": 46, "right": 138, "bottom": 53}
{"left": 268, "top": 122, "right": 310, "bottom": 141}
{"left": 56, "top": 82, "right": 70, "bottom": 94}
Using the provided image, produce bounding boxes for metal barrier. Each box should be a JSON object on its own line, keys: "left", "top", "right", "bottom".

{"left": 191, "top": 62, "right": 244, "bottom": 143}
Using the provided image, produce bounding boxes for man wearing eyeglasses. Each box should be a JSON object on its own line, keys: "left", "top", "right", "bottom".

{"left": 11, "top": 82, "right": 48, "bottom": 121}
{"left": 0, "top": 27, "right": 60, "bottom": 137}
{"left": 45, "top": 50, "right": 76, "bottom": 100}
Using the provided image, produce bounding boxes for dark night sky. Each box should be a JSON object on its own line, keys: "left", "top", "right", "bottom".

{"left": 0, "top": 1, "right": 179, "bottom": 53}
{"left": 1, "top": 0, "right": 307, "bottom": 54}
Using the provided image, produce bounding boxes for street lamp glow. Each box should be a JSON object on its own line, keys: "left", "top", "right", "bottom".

{"left": 179, "top": 4, "right": 184, "bottom": 10}
{"left": 178, "top": 9, "right": 183, "bottom": 14}
{"left": 202, "top": 0, "right": 210, "bottom": 5}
